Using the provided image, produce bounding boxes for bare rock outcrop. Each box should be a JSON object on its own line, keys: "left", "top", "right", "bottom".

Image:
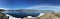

{"left": 38, "top": 12, "right": 60, "bottom": 19}
{"left": 0, "top": 13, "right": 9, "bottom": 19}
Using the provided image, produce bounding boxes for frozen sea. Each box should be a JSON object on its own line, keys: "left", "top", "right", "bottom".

{"left": 4, "top": 10, "right": 44, "bottom": 19}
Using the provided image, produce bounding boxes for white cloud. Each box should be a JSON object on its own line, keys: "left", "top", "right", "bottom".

{"left": 26, "top": 6, "right": 58, "bottom": 9}
{"left": 0, "top": 8, "right": 8, "bottom": 10}
{"left": 24, "top": 6, "right": 60, "bottom": 11}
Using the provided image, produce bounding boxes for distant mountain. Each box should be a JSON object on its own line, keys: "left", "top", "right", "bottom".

{"left": 18, "top": 9, "right": 54, "bottom": 13}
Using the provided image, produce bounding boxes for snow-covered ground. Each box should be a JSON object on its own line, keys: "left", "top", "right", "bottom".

{"left": 37, "top": 13, "right": 44, "bottom": 17}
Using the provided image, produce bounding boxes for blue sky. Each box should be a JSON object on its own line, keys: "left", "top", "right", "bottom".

{"left": 0, "top": 0, "right": 60, "bottom": 10}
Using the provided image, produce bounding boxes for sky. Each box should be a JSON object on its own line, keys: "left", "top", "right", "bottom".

{"left": 0, "top": 0, "right": 60, "bottom": 10}
{"left": 1, "top": 0, "right": 60, "bottom": 19}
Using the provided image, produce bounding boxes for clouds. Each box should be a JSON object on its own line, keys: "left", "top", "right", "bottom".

{"left": 0, "top": 8, "right": 8, "bottom": 10}
{"left": 25, "top": 5, "right": 60, "bottom": 11}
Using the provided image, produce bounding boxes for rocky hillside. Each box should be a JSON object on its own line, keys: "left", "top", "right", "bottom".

{"left": 38, "top": 12, "right": 60, "bottom": 19}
